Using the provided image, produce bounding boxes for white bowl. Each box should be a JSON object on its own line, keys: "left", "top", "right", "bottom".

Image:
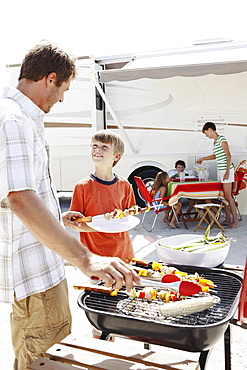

{"left": 156, "top": 234, "right": 230, "bottom": 268}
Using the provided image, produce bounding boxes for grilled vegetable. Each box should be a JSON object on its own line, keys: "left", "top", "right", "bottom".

{"left": 138, "top": 287, "right": 157, "bottom": 301}
{"left": 152, "top": 261, "right": 163, "bottom": 271}
{"left": 158, "top": 230, "right": 230, "bottom": 253}
{"left": 110, "top": 289, "right": 119, "bottom": 296}
{"left": 159, "top": 296, "right": 216, "bottom": 317}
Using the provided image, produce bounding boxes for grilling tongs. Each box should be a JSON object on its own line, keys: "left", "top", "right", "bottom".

{"left": 74, "top": 275, "right": 202, "bottom": 296}
{"left": 139, "top": 277, "right": 202, "bottom": 296}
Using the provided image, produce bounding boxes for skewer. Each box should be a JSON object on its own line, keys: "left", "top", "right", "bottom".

{"left": 74, "top": 204, "right": 157, "bottom": 223}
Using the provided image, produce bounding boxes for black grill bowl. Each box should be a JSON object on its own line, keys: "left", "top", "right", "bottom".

{"left": 77, "top": 266, "right": 242, "bottom": 352}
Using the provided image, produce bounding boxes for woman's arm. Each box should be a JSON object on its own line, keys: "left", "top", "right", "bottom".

{"left": 196, "top": 154, "right": 216, "bottom": 164}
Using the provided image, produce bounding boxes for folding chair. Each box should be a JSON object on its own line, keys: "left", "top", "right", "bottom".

{"left": 178, "top": 200, "right": 201, "bottom": 230}
{"left": 193, "top": 199, "right": 227, "bottom": 233}
{"left": 232, "top": 170, "right": 244, "bottom": 221}
{"left": 134, "top": 176, "right": 178, "bottom": 232}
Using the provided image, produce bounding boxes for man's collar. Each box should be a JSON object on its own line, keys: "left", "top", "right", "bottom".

{"left": 3, "top": 86, "right": 44, "bottom": 124}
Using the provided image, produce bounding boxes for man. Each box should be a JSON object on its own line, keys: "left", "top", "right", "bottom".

{"left": 0, "top": 43, "right": 140, "bottom": 370}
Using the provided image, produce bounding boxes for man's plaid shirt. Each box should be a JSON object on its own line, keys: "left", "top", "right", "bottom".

{"left": 0, "top": 87, "right": 65, "bottom": 303}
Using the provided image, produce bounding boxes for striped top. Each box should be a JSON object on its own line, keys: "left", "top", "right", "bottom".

{"left": 213, "top": 135, "right": 234, "bottom": 171}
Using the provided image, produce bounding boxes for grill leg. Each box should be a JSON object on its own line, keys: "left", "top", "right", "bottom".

{"left": 224, "top": 324, "right": 231, "bottom": 370}
{"left": 99, "top": 332, "right": 112, "bottom": 341}
{"left": 199, "top": 349, "right": 212, "bottom": 370}
{"left": 144, "top": 343, "right": 151, "bottom": 350}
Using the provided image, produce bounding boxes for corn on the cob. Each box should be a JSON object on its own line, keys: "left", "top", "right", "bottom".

{"left": 159, "top": 296, "right": 215, "bottom": 317}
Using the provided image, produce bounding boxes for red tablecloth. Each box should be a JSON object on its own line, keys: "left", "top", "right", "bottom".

{"left": 168, "top": 181, "right": 224, "bottom": 206}
{"left": 170, "top": 177, "right": 199, "bottom": 182}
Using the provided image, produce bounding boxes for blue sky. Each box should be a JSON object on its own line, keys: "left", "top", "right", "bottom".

{"left": 1, "top": 0, "right": 247, "bottom": 92}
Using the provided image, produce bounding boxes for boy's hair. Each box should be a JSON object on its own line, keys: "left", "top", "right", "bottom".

{"left": 202, "top": 122, "right": 216, "bottom": 132}
{"left": 153, "top": 171, "right": 169, "bottom": 191}
{"left": 175, "top": 160, "right": 186, "bottom": 168}
{"left": 91, "top": 130, "right": 125, "bottom": 167}
{"left": 19, "top": 42, "right": 77, "bottom": 87}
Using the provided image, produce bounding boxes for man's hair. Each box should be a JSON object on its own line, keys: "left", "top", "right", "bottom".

{"left": 91, "top": 130, "right": 125, "bottom": 167}
{"left": 19, "top": 42, "right": 77, "bottom": 87}
{"left": 175, "top": 160, "right": 186, "bottom": 168}
{"left": 202, "top": 122, "right": 216, "bottom": 132}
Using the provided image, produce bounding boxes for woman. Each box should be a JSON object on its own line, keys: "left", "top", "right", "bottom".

{"left": 150, "top": 171, "right": 182, "bottom": 229}
{"left": 196, "top": 122, "right": 239, "bottom": 229}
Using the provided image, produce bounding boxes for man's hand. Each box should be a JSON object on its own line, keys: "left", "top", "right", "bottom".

{"left": 62, "top": 211, "right": 83, "bottom": 227}
{"left": 62, "top": 211, "right": 96, "bottom": 232}
{"left": 81, "top": 254, "right": 141, "bottom": 292}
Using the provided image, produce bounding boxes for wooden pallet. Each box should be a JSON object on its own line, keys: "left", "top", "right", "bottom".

{"left": 27, "top": 335, "right": 200, "bottom": 370}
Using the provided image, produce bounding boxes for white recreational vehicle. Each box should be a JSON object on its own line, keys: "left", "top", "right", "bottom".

{"left": 6, "top": 39, "right": 247, "bottom": 212}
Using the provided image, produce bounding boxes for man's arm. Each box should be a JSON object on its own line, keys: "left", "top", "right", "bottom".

{"left": 8, "top": 190, "right": 141, "bottom": 290}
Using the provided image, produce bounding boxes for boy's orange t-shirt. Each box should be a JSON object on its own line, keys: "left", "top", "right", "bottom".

{"left": 70, "top": 174, "right": 136, "bottom": 262}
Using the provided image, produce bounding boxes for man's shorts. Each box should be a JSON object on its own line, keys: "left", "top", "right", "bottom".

{"left": 11, "top": 278, "right": 72, "bottom": 370}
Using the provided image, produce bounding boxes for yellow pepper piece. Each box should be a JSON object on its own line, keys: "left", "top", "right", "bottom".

{"left": 165, "top": 291, "right": 171, "bottom": 303}
{"left": 138, "top": 269, "right": 147, "bottom": 277}
{"left": 200, "top": 286, "right": 210, "bottom": 293}
{"left": 129, "top": 287, "right": 137, "bottom": 298}
{"left": 152, "top": 261, "right": 163, "bottom": 271}
{"left": 198, "top": 278, "right": 215, "bottom": 288}
{"left": 110, "top": 289, "right": 119, "bottom": 296}
{"left": 151, "top": 289, "right": 157, "bottom": 300}
{"left": 159, "top": 291, "right": 166, "bottom": 301}
{"left": 174, "top": 270, "right": 188, "bottom": 277}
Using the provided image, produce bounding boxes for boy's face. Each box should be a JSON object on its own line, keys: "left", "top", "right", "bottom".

{"left": 90, "top": 140, "right": 120, "bottom": 166}
{"left": 203, "top": 128, "right": 214, "bottom": 139}
{"left": 176, "top": 164, "right": 185, "bottom": 173}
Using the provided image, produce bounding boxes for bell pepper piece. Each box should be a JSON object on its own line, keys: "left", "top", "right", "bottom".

{"left": 152, "top": 261, "right": 163, "bottom": 271}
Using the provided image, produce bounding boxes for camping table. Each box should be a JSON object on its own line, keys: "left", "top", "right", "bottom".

{"left": 27, "top": 335, "right": 200, "bottom": 370}
{"left": 168, "top": 180, "right": 224, "bottom": 206}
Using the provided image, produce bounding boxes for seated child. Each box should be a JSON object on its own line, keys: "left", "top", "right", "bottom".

{"left": 168, "top": 160, "right": 189, "bottom": 179}
{"left": 150, "top": 171, "right": 182, "bottom": 229}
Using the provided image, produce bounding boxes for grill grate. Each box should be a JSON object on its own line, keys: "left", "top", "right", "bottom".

{"left": 116, "top": 294, "right": 221, "bottom": 325}
{"left": 82, "top": 269, "right": 242, "bottom": 327}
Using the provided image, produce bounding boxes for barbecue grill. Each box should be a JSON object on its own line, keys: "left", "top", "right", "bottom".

{"left": 78, "top": 266, "right": 243, "bottom": 369}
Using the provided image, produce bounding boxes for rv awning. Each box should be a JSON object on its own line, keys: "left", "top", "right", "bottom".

{"left": 99, "top": 59, "right": 247, "bottom": 83}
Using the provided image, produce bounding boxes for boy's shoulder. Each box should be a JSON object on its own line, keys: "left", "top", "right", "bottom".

{"left": 117, "top": 174, "right": 129, "bottom": 182}
{"left": 218, "top": 134, "right": 227, "bottom": 141}
{"left": 75, "top": 175, "right": 92, "bottom": 186}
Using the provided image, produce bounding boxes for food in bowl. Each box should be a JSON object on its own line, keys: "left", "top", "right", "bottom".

{"left": 156, "top": 230, "right": 231, "bottom": 268}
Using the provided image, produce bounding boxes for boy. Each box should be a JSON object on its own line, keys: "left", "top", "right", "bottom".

{"left": 68, "top": 130, "right": 136, "bottom": 262}
{"left": 168, "top": 160, "right": 189, "bottom": 178}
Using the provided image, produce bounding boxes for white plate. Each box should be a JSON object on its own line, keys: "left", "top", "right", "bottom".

{"left": 87, "top": 215, "right": 140, "bottom": 233}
